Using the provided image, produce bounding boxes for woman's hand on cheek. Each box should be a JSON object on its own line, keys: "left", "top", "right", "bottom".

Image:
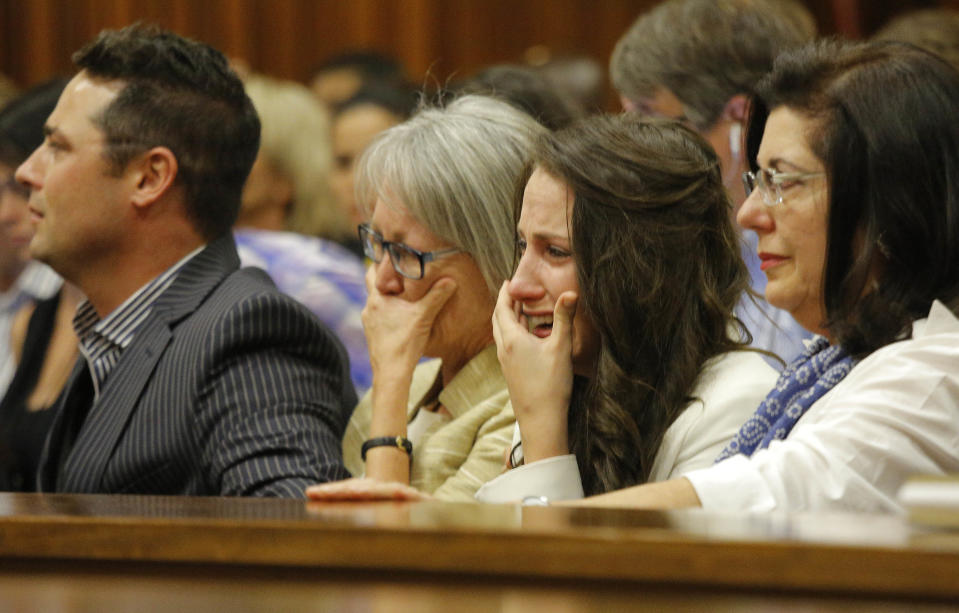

{"left": 362, "top": 265, "right": 457, "bottom": 380}
{"left": 492, "top": 282, "right": 575, "bottom": 462}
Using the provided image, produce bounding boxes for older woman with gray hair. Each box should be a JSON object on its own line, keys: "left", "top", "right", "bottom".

{"left": 307, "top": 95, "right": 545, "bottom": 501}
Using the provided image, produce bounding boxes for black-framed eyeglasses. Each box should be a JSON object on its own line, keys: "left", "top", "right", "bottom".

{"left": 358, "top": 223, "right": 461, "bottom": 280}
{"left": 742, "top": 168, "right": 825, "bottom": 207}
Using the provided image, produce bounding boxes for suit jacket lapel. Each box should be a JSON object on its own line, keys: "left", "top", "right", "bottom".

{"left": 59, "top": 321, "right": 172, "bottom": 492}
{"left": 54, "top": 235, "right": 240, "bottom": 492}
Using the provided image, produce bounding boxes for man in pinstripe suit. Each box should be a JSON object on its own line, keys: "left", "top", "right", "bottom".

{"left": 15, "top": 25, "right": 355, "bottom": 496}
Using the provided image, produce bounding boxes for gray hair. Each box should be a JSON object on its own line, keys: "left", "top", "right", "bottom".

{"left": 610, "top": 0, "right": 816, "bottom": 129}
{"left": 873, "top": 8, "right": 959, "bottom": 70}
{"left": 356, "top": 94, "right": 545, "bottom": 296}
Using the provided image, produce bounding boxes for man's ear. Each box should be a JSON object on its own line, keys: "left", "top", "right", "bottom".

{"left": 722, "top": 94, "right": 749, "bottom": 123}
{"left": 130, "top": 147, "right": 178, "bottom": 210}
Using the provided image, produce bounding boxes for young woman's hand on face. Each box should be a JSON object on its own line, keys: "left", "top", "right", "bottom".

{"left": 492, "top": 281, "right": 575, "bottom": 463}
{"left": 361, "top": 265, "right": 457, "bottom": 384}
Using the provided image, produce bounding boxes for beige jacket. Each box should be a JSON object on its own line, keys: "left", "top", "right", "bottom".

{"left": 343, "top": 345, "right": 514, "bottom": 501}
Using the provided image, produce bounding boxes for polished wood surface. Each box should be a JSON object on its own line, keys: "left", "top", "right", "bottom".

{"left": 0, "top": 492, "right": 958, "bottom": 611}
{"left": 3, "top": 562, "right": 957, "bottom": 613}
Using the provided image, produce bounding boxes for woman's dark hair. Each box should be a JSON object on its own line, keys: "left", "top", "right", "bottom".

{"left": 746, "top": 39, "right": 959, "bottom": 357}
{"left": 523, "top": 113, "right": 751, "bottom": 495}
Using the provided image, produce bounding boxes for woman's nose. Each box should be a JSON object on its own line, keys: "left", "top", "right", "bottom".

{"left": 736, "top": 188, "right": 774, "bottom": 234}
{"left": 507, "top": 252, "right": 545, "bottom": 302}
{"left": 373, "top": 254, "right": 404, "bottom": 295}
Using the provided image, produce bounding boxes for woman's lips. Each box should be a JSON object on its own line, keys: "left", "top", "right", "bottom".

{"left": 758, "top": 252, "right": 787, "bottom": 271}
{"left": 525, "top": 313, "right": 553, "bottom": 337}
{"left": 532, "top": 324, "right": 553, "bottom": 338}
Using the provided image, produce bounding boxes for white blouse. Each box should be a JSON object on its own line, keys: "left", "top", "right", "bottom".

{"left": 475, "top": 349, "right": 777, "bottom": 502}
{"left": 686, "top": 301, "right": 959, "bottom": 514}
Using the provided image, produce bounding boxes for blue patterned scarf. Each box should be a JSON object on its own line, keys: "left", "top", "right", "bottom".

{"left": 716, "top": 337, "right": 854, "bottom": 462}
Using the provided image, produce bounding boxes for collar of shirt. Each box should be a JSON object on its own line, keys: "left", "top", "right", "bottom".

{"left": 73, "top": 245, "right": 205, "bottom": 399}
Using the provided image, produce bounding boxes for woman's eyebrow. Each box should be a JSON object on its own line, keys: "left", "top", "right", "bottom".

{"left": 765, "top": 157, "right": 813, "bottom": 173}
{"left": 529, "top": 230, "right": 568, "bottom": 242}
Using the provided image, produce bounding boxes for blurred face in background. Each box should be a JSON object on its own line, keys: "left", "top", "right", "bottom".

{"left": 237, "top": 153, "right": 293, "bottom": 231}
{"left": 311, "top": 68, "right": 363, "bottom": 110}
{"left": 331, "top": 104, "right": 402, "bottom": 228}
{"left": 624, "top": 87, "right": 748, "bottom": 206}
{"left": 0, "top": 161, "right": 32, "bottom": 288}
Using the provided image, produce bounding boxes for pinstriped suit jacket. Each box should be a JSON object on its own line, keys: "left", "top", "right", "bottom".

{"left": 37, "top": 235, "right": 355, "bottom": 497}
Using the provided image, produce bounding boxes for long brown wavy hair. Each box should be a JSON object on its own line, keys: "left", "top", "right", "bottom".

{"left": 524, "top": 114, "right": 752, "bottom": 495}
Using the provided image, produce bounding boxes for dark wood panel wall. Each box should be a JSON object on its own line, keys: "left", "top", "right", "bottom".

{"left": 0, "top": 0, "right": 956, "bottom": 92}
{"left": 1, "top": 0, "right": 650, "bottom": 88}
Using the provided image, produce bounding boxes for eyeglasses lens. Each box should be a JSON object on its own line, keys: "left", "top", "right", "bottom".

{"left": 359, "top": 227, "right": 381, "bottom": 262}
{"left": 759, "top": 170, "right": 782, "bottom": 206}
{"left": 390, "top": 244, "right": 422, "bottom": 279}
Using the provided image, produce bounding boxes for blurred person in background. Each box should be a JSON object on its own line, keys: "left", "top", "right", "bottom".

{"left": 610, "top": 0, "right": 817, "bottom": 367}
{"left": 535, "top": 54, "right": 605, "bottom": 116}
{"left": 309, "top": 50, "right": 408, "bottom": 111}
{"left": 238, "top": 73, "right": 370, "bottom": 395}
{"left": 0, "top": 79, "right": 74, "bottom": 491}
{"left": 457, "top": 64, "right": 582, "bottom": 130}
{"left": 0, "top": 74, "right": 19, "bottom": 109}
{"left": 330, "top": 81, "right": 418, "bottom": 256}
{"left": 0, "top": 80, "right": 63, "bottom": 400}
{"left": 873, "top": 8, "right": 959, "bottom": 70}
{"left": 239, "top": 73, "right": 349, "bottom": 241}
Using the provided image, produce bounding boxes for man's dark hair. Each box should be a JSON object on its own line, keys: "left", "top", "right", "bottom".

{"left": 73, "top": 24, "right": 260, "bottom": 239}
{"left": 747, "top": 39, "right": 959, "bottom": 357}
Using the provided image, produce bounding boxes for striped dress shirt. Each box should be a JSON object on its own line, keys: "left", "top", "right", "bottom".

{"left": 73, "top": 246, "right": 202, "bottom": 401}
